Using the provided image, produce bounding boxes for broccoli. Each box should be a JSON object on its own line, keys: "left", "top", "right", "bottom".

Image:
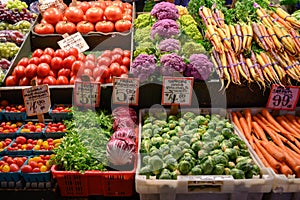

{"left": 134, "top": 26, "right": 152, "bottom": 43}
{"left": 134, "top": 13, "right": 157, "bottom": 28}
{"left": 180, "top": 40, "right": 206, "bottom": 59}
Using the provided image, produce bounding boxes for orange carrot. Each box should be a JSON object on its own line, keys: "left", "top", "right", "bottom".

{"left": 281, "top": 115, "right": 300, "bottom": 136}
{"left": 252, "top": 121, "right": 268, "bottom": 141}
{"left": 280, "top": 164, "right": 294, "bottom": 176}
{"left": 239, "top": 116, "right": 253, "bottom": 146}
{"left": 283, "top": 146, "right": 300, "bottom": 173}
{"left": 276, "top": 116, "right": 300, "bottom": 138}
{"left": 260, "top": 140, "right": 286, "bottom": 162}
{"left": 252, "top": 140, "right": 272, "bottom": 169}
{"left": 236, "top": 111, "right": 243, "bottom": 118}
{"left": 255, "top": 140, "right": 281, "bottom": 170}
{"left": 256, "top": 113, "right": 280, "bottom": 132}
{"left": 285, "top": 114, "right": 300, "bottom": 130}
{"left": 231, "top": 111, "right": 244, "bottom": 135}
{"left": 286, "top": 140, "right": 300, "bottom": 154}
{"left": 243, "top": 109, "right": 252, "bottom": 131}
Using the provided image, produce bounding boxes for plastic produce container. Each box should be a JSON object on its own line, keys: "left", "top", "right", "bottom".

{"left": 48, "top": 104, "right": 73, "bottom": 122}
{"left": 3, "top": 111, "right": 27, "bottom": 121}
{"left": 20, "top": 156, "right": 51, "bottom": 182}
{"left": 136, "top": 108, "right": 274, "bottom": 200}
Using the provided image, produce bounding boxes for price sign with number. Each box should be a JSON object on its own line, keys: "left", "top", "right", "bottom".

{"left": 74, "top": 80, "right": 101, "bottom": 107}
{"left": 57, "top": 32, "right": 89, "bottom": 53}
{"left": 162, "top": 77, "right": 194, "bottom": 106}
{"left": 112, "top": 77, "right": 139, "bottom": 106}
{"left": 22, "top": 85, "right": 51, "bottom": 116}
{"left": 266, "top": 84, "right": 300, "bottom": 110}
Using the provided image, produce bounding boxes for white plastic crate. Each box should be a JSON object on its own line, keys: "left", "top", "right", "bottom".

{"left": 229, "top": 107, "right": 300, "bottom": 196}
{"left": 136, "top": 108, "right": 274, "bottom": 200}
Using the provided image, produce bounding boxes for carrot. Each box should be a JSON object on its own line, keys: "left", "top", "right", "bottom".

{"left": 206, "top": 25, "right": 224, "bottom": 53}
{"left": 269, "top": 56, "right": 286, "bottom": 83}
{"left": 238, "top": 54, "right": 252, "bottom": 83}
{"left": 252, "top": 22, "right": 269, "bottom": 51}
{"left": 256, "top": 7, "right": 273, "bottom": 27}
{"left": 289, "top": 28, "right": 300, "bottom": 53}
{"left": 275, "top": 7, "right": 300, "bottom": 28}
{"left": 283, "top": 144, "right": 300, "bottom": 161}
{"left": 215, "top": 27, "right": 232, "bottom": 51}
{"left": 243, "top": 109, "right": 252, "bottom": 130}
{"left": 211, "top": 50, "right": 225, "bottom": 91}
{"left": 226, "top": 51, "right": 240, "bottom": 84}
{"left": 276, "top": 116, "right": 300, "bottom": 139}
{"left": 229, "top": 51, "right": 246, "bottom": 82}
{"left": 219, "top": 52, "right": 231, "bottom": 89}
{"left": 252, "top": 121, "right": 268, "bottom": 141}
{"left": 280, "top": 164, "right": 294, "bottom": 176}
{"left": 273, "top": 26, "right": 296, "bottom": 55}
{"left": 235, "top": 23, "right": 243, "bottom": 53}
{"left": 239, "top": 116, "right": 252, "bottom": 140}
{"left": 231, "top": 111, "right": 244, "bottom": 135}
{"left": 260, "top": 140, "right": 286, "bottom": 162}
{"left": 256, "top": 53, "right": 277, "bottom": 84}
{"left": 283, "top": 146, "right": 300, "bottom": 173}
{"left": 246, "top": 23, "right": 253, "bottom": 50}
{"left": 260, "top": 51, "right": 281, "bottom": 84}
{"left": 270, "top": 12, "right": 293, "bottom": 30}
{"left": 250, "top": 51, "right": 266, "bottom": 85}
{"left": 286, "top": 140, "right": 300, "bottom": 154}
{"left": 255, "top": 140, "right": 281, "bottom": 170}
{"left": 245, "top": 58, "right": 266, "bottom": 89}
{"left": 266, "top": 26, "right": 284, "bottom": 52}
{"left": 256, "top": 113, "right": 280, "bottom": 132}
{"left": 252, "top": 140, "right": 273, "bottom": 169}
{"left": 259, "top": 24, "right": 276, "bottom": 50}
{"left": 279, "top": 115, "right": 300, "bottom": 137}
{"left": 229, "top": 24, "right": 240, "bottom": 53}
{"left": 285, "top": 114, "right": 300, "bottom": 130}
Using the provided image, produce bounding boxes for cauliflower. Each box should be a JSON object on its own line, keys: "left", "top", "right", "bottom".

{"left": 130, "top": 54, "right": 158, "bottom": 82}
{"left": 158, "top": 38, "right": 181, "bottom": 54}
{"left": 151, "top": 19, "right": 180, "bottom": 40}
{"left": 150, "top": 2, "right": 179, "bottom": 20}
{"left": 184, "top": 54, "right": 213, "bottom": 81}
{"left": 160, "top": 53, "right": 187, "bottom": 76}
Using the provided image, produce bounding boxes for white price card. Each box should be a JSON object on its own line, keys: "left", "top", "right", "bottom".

{"left": 22, "top": 84, "right": 51, "bottom": 116}
{"left": 112, "top": 77, "right": 139, "bottom": 106}
{"left": 38, "top": 0, "right": 56, "bottom": 12}
{"left": 57, "top": 32, "right": 89, "bottom": 53}
{"left": 162, "top": 77, "right": 194, "bottom": 106}
{"left": 266, "top": 84, "right": 300, "bottom": 111}
{"left": 74, "top": 80, "right": 101, "bottom": 107}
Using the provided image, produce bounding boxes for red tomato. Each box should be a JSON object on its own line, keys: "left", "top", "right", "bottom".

{"left": 97, "top": 56, "right": 111, "bottom": 67}
{"left": 112, "top": 47, "right": 124, "bottom": 56}
{"left": 32, "top": 49, "right": 44, "bottom": 58}
{"left": 77, "top": 53, "right": 86, "bottom": 61}
{"left": 43, "top": 7, "right": 63, "bottom": 25}
{"left": 13, "top": 65, "right": 25, "bottom": 78}
{"left": 64, "top": 7, "right": 84, "bottom": 23}
{"left": 95, "top": 75, "right": 105, "bottom": 83}
{"left": 120, "top": 65, "right": 128, "bottom": 74}
{"left": 120, "top": 73, "right": 128, "bottom": 78}
{"left": 63, "top": 55, "right": 77, "bottom": 69}
{"left": 92, "top": 0, "right": 106, "bottom": 10}
{"left": 37, "top": 63, "right": 51, "bottom": 77}
{"left": 56, "top": 75, "right": 69, "bottom": 85}
{"left": 95, "top": 21, "right": 114, "bottom": 33}
{"left": 100, "top": 50, "right": 112, "bottom": 58}
{"left": 84, "top": 59, "right": 96, "bottom": 70}
{"left": 122, "top": 56, "right": 130, "bottom": 67}
{"left": 34, "top": 23, "right": 55, "bottom": 34}
{"left": 111, "top": 0, "right": 124, "bottom": 11}
{"left": 85, "top": 7, "right": 103, "bottom": 23}
{"left": 123, "top": 2, "right": 133, "bottom": 9}
{"left": 82, "top": 68, "right": 93, "bottom": 77}
{"left": 58, "top": 68, "right": 71, "bottom": 78}
{"left": 106, "top": 75, "right": 113, "bottom": 83}
{"left": 28, "top": 57, "right": 40, "bottom": 65}
{"left": 32, "top": 76, "right": 43, "bottom": 85}
{"left": 69, "top": 75, "right": 77, "bottom": 84}
{"left": 115, "top": 19, "right": 132, "bottom": 32}
{"left": 42, "top": 76, "right": 57, "bottom": 85}
{"left": 18, "top": 76, "right": 30, "bottom": 86}
{"left": 123, "top": 50, "right": 131, "bottom": 58}
{"left": 5, "top": 75, "right": 18, "bottom": 86}
{"left": 43, "top": 48, "right": 55, "bottom": 57}
{"left": 123, "top": 8, "right": 132, "bottom": 16}
{"left": 25, "top": 64, "right": 38, "bottom": 79}
{"left": 55, "top": 21, "right": 77, "bottom": 34}
{"left": 76, "top": 21, "right": 95, "bottom": 34}
{"left": 85, "top": 54, "right": 96, "bottom": 61}
{"left": 17, "top": 57, "right": 29, "bottom": 66}
{"left": 21, "top": 165, "right": 32, "bottom": 173}
{"left": 111, "top": 53, "right": 123, "bottom": 64}
{"left": 93, "top": 65, "right": 110, "bottom": 79}
{"left": 66, "top": 48, "right": 79, "bottom": 58}
{"left": 54, "top": 49, "right": 66, "bottom": 58}
{"left": 71, "top": 60, "right": 84, "bottom": 73}
{"left": 104, "top": 5, "right": 123, "bottom": 22}
{"left": 51, "top": 57, "right": 63, "bottom": 71}
{"left": 77, "top": 1, "right": 91, "bottom": 13}
{"left": 49, "top": 70, "right": 57, "bottom": 78}
{"left": 39, "top": 54, "right": 52, "bottom": 65}
{"left": 109, "top": 62, "right": 122, "bottom": 77}
{"left": 122, "top": 14, "right": 132, "bottom": 21}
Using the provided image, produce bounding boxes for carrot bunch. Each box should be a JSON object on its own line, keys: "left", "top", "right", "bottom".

{"left": 231, "top": 108, "right": 300, "bottom": 177}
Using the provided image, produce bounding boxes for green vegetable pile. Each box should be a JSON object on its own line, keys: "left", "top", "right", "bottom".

{"left": 178, "top": 14, "right": 203, "bottom": 43}
{"left": 139, "top": 111, "right": 260, "bottom": 179}
{"left": 51, "top": 108, "right": 114, "bottom": 173}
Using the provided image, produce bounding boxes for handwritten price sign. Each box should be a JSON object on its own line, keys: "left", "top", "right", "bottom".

{"left": 74, "top": 81, "right": 101, "bottom": 107}
{"left": 112, "top": 77, "right": 139, "bottom": 105}
{"left": 266, "top": 84, "right": 300, "bottom": 111}
{"left": 57, "top": 32, "right": 89, "bottom": 53}
{"left": 22, "top": 85, "right": 51, "bottom": 116}
{"left": 162, "top": 77, "right": 194, "bottom": 106}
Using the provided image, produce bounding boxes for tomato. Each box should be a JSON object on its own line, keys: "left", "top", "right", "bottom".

{"left": 85, "top": 54, "right": 96, "bottom": 62}
{"left": 5, "top": 75, "right": 18, "bottom": 86}
{"left": 55, "top": 21, "right": 77, "bottom": 34}
{"left": 77, "top": 1, "right": 91, "bottom": 13}
{"left": 13, "top": 65, "right": 25, "bottom": 78}
{"left": 123, "top": 50, "right": 131, "bottom": 58}
{"left": 85, "top": 7, "right": 103, "bottom": 23}
{"left": 119, "top": 73, "right": 128, "bottom": 78}
{"left": 54, "top": 49, "right": 66, "bottom": 58}
{"left": 111, "top": 53, "right": 123, "bottom": 64}
{"left": 112, "top": 47, "right": 124, "bottom": 56}
{"left": 66, "top": 48, "right": 79, "bottom": 58}
{"left": 120, "top": 65, "right": 128, "bottom": 74}
{"left": 123, "top": 2, "right": 133, "bottom": 9}
{"left": 43, "top": 48, "right": 55, "bottom": 57}
{"left": 39, "top": 54, "right": 52, "bottom": 65}
{"left": 69, "top": 75, "right": 77, "bottom": 84}
{"left": 76, "top": 21, "right": 94, "bottom": 34}
{"left": 104, "top": 5, "right": 123, "bottom": 22}
{"left": 95, "top": 75, "right": 105, "bottom": 83}
{"left": 100, "top": 50, "right": 112, "bottom": 58}
{"left": 93, "top": 65, "right": 110, "bottom": 79}
{"left": 56, "top": 75, "right": 69, "bottom": 85}
{"left": 43, "top": 7, "right": 63, "bottom": 25}
{"left": 21, "top": 165, "right": 32, "bottom": 173}
{"left": 97, "top": 56, "right": 111, "bottom": 67}
{"left": 64, "top": 7, "right": 84, "bottom": 23}
{"left": 77, "top": 53, "right": 86, "bottom": 61}
{"left": 37, "top": 63, "right": 51, "bottom": 77}
{"left": 115, "top": 19, "right": 132, "bottom": 32}
{"left": 106, "top": 75, "right": 113, "bottom": 83}
{"left": 58, "top": 68, "right": 71, "bottom": 78}
{"left": 63, "top": 55, "right": 77, "bottom": 69}
{"left": 71, "top": 60, "right": 84, "bottom": 73}
{"left": 92, "top": 0, "right": 106, "bottom": 10}
{"left": 84, "top": 60, "right": 96, "bottom": 71}
{"left": 49, "top": 70, "right": 57, "bottom": 78}
{"left": 111, "top": 0, "right": 124, "bottom": 11}
{"left": 122, "top": 14, "right": 132, "bottom": 21}
{"left": 109, "top": 62, "right": 122, "bottom": 77}
{"left": 105, "top": 0, "right": 112, "bottom": 6}
{"left": 122, "top": 56, "right": 130, "bottom": 67}
{"left": 42, "top": 76, "right": 57, "bottom": 85}
{"left": 18, "top": 76, "right": 30, "bottom": 86}
{"left": 25, "top": 64, "right": 38, "bottom": 79}
{"left": 51, "top": 57, "right": 63, "bottom": 71}
{"left": 95, "top": 20, "right": 114, "bottom": 32}
{"left": 82, "top": 68, "right": 93, "bottom": 77}
{"left": 32, "top": 49, "right": 44, "bottom": 58}
{"left": 34, "top": 23, "right": 54, "bottom": 34}
{"left": 28, "top": 57, "right": 40, "bottom": 65}
{"left": 17, "top": 57, "right": 29, "bottom": 66}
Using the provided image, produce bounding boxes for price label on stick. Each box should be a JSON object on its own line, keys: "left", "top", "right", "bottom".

{"left": 112, "top": 77, "right": 139, "bottom": 106}
{"left": 162, "top": 77, "right": 194, "bottom": 106}
{"left": 57, "top": 32, "right": 89, "bottom": 53}
{"left": 22, "top": 85, "right": 51, "bottom": 116}
{"left": 74, "top": 80, "right": 101, "bottom": 107}
{"left": 266, "top": 84, "right": 300, "bottom": 111}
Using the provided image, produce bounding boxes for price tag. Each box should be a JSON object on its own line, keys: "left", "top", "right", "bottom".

{"left": 112, "top": 77, "right": 139, "bottom": 106}
{"left": 74, "top": 80, "right": 101, "bottom": 107}
{"left": 38, "top": 0, "right": 56, "bottom": 11}
{"left": 22, "top": 85, "right": 51, "bottom": 117}
{"left": 57, "top": 32, "right": 89, "bottom": 53}
{"left": 162, "top": 77, "right": 194, "bottom": 106}
{"left": 266, "top": 84, "right": 300, "bottom": 111}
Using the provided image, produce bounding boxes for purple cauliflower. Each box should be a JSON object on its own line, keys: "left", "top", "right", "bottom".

{"left": 158, "top": 38, "right": 181, "bottom": 53}
{"left": 130, "top": 54, "right": 158, "bottom": 82}
{"left": 151, "top": 19, "right": 180, "bottom": 40}
{"left": 150, "top": 2, "right": 179, "bottom": 20}
{"left": 184, "top": 54, "right": 214, "bottom": 80}
{"left": 160, "top": 53, "right": 187, "bottom": 76}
